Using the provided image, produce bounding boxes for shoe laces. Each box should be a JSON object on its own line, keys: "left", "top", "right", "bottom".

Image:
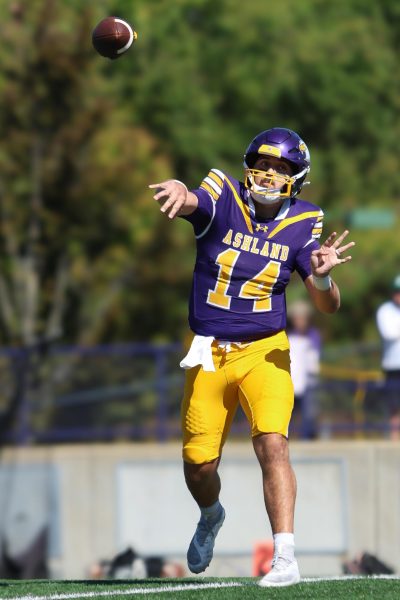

{"left": 271, "top": 555, "right": 294, "bottom": 572}
{"left": 195, "top": 517, "right": 214, "bottom": 544}
{"left": 196, "top": 511, "right": 223, "bottom": 545}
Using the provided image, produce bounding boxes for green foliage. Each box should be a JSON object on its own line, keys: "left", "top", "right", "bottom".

{"left": 0, "top": 0, "right": 399, "bottom": 345}
{"left": 0, "top": 0, "right": 177, "bottom": 344}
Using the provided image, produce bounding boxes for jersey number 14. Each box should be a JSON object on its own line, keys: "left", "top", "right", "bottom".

{"left": 207, "top": 248, "right": 280, "bottom": 312}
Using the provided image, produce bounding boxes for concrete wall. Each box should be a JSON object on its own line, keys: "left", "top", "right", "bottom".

{"left": 0, "top": 440, "right": 399, "bottom": 578}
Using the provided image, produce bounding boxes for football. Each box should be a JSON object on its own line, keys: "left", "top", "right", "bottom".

{"left": 92, "top": 16, "right": 137, "bottom": 60}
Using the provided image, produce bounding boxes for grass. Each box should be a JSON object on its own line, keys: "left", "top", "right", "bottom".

{"left": 0, "top": 576, "right": 400, "bottom": 600}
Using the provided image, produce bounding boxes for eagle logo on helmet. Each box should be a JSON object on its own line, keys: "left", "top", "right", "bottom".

{"left": 299, "top": 141, "right": 307, "bottom": 153}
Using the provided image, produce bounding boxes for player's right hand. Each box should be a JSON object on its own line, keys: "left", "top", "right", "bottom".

{"left": 149, "top": 179, "right": 188, "bottom": 219}
{"left": 311, "top": 230, "right": 355, "bottom": 277}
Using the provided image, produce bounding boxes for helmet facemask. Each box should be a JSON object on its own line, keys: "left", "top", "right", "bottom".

{"left": 244, "top": 168, "right": 294, "bottom": 203}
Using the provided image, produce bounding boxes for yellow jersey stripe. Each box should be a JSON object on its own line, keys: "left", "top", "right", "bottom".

{"left": 208, "top": 170, "right": 224, "bottom": 189}
{"left": 204, "top": 176, "right": 223, "bottom": 196}
{"left": 267, "top": 211, "right": 322, "bottom": 239}
{"left": 224, "top": 177, "right": 253, "bottom": 234}
{"left": 201, "top": 181, "right": 219, "bottom": 200}
{"left": 312, "top": 220, "right": 323, "bottom": 237}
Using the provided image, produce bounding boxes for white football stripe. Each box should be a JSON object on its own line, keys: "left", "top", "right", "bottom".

{"left": 114, "top": 18, "right": 135, "bottom": 54}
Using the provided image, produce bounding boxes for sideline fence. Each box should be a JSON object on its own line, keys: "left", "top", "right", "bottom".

{"left": 0, "top": 342, "right": 396, "bottom": 444}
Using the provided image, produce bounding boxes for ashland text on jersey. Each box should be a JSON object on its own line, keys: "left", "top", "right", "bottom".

{"left": 181, "top": 169, "right": 323, "bottom": 342}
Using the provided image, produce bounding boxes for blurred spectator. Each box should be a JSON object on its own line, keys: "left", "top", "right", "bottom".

{"left": 89, "top": 546, "right": 185, "bottom": 580}
{"left": 0, "top": 527, "right": 48, "bottom": 579}
{"left": 287, "top": 300, "right": 321, "bottom": 439}
{"left": 376, "top": 275, "right": 400, "bottom": 440}
{"left": 342, "top": 551, "right": 394, "bottom": 575}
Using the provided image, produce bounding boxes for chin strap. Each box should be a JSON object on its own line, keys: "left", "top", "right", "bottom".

{"left": 250, "top": 191, "right": 283, "bottom": 205}
{"left": 252, "top": 181, "right": 282, "bottom": 199}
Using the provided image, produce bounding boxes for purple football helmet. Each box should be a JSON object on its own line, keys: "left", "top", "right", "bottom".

{"left": 243, "top": 127, "right": 311, "bottom": 202}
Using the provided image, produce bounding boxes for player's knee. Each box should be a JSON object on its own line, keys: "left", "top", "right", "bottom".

{"left": 183, "top": 443, "right": 218, "bottom": 465}
{"left": 254, "top": 431, "right": 290, "bottom": 466}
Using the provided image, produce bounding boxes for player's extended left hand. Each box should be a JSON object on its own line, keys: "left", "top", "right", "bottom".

{"left": 149, "top": 180, "right": 188, "bottom": 219}
{"left": 311, "top": 230, "right": 355, "bottom": 277}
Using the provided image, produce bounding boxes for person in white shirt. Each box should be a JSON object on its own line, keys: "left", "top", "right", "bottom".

{"left": 376, "top": 275, "right": 400, "bottom": 440}
{"left": 287, "top": 300, "right": 321, "bottom": 439}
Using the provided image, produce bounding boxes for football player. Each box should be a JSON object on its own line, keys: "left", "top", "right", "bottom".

{"left": 149, "top": 127, "right": 354, "bottom": 587}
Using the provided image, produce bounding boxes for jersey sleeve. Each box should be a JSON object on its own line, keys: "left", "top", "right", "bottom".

{"left": 294, "top": 210, "right": 324, "bottom": 280}
{"left": 180, "top": 169, "right": 226, "bottom": 238}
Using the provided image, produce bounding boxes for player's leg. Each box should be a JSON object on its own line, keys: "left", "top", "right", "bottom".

{"left": 184, "top": 458, "right": 226, "bottom": 574}
{"left": 238, "top": 333, "right": 300, "bottom": 586}
{"left": 252, "top": 433, "right": 296, "bottom": 533}
{"left": 184, "top": 458, "right": 221, "bottom": 508}
{"left": 182, "top": 360, "right": 238, "bottom": 573}
{"left": 182, "top": 361, "right": 238, "bottom": 496}
{"left": 252, "top": 434, "right": 299, "bottom": 587}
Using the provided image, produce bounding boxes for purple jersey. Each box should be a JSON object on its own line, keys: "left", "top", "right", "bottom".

{"left": 181, "top": 169, "right": 323, "bottom": 341}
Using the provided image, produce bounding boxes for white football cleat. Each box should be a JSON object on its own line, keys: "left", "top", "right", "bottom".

{"left": 187, "top": 506, "right": 225, "bottom": 574}
{"left": 258, "top": 555, "right": 300, "bottom": 587}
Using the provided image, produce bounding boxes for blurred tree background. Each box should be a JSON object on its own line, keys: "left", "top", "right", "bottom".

{"left": 0, "top": 0, "right": 399, "bottom": 348}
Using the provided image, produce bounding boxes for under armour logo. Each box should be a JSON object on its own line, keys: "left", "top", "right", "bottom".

{"left": 255, "top": 224, "right": 268, "bottom": 232}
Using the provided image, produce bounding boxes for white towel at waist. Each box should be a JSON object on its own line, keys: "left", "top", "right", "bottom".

{"left": 180, "top": 335, "right": 215, "bottom": 372}
{"left": 179, "top": 335, "right": 252, "bottom": 372}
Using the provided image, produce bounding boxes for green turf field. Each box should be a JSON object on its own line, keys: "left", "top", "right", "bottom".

{"left": 0, "top": 576, "right": 400, "bottom": 600}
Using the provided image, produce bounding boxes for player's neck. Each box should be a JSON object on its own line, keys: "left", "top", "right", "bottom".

{"left": 254, "top": 199, "right": 285, "bottom": 220}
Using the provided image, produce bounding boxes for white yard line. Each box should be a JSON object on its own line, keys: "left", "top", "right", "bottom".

{"left": 2, "top": 581, "right": 243, "bottom": 600}
{"left": 303, "top": 574, "right": 400, "bottom": 582}
{"left": 3, "top": 574, "right": 400, "bottom": 600}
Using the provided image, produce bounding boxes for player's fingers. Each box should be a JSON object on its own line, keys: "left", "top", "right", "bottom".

{"left": 167, "top": 201, "right": 185, "bottom": 219}
{"left": 153, "top": 190, "right": 171, "bottom": 201}
{"left": 159, "top": 192, "right": 183, "bottom": 214}
{"left": 165, "top": 197, "right": 186, "bottom": 219}
{"left": 150, "top": 182, "right": 173, "bottom": 199}
{"left": 166, "top": 208, "right": 179, "bottom": 219}
{"left": 322, "top": 232, "right": 337, "bottom": 247}
{"left": 332, "top": 229, "right": 350, "bottom": 248}
{"left": 159, "top": 195, "right": 176, "bottom": 213}
{"left": 337, "top": 241, "right": 355, "bottom": 254}
{"left": 152, "top": 183, "right": 176, "bottom": 200}
{"left": 149, "top": 182, "right": 169, "bottom": 189}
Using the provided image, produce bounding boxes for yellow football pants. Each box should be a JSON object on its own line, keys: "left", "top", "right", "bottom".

{"left": 182, "top": 331, "right": 294, "bottom": 464}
